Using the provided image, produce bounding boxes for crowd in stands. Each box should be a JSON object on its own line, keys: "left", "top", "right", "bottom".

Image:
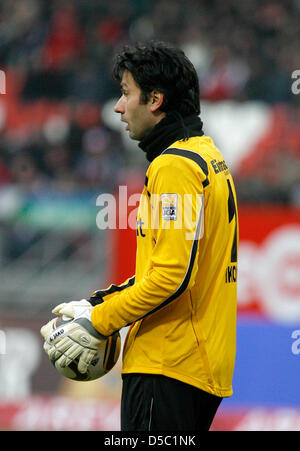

{"left": 0, "top": 0, "right": 299, "bottom": 203}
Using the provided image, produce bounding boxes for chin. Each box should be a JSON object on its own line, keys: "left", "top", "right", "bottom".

{"left": 129, "top": 131, "right": 142, "bottom": 141}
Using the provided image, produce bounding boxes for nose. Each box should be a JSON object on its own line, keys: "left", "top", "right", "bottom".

{"left": 114, "top": 96, "right": 125, "bottom": 114}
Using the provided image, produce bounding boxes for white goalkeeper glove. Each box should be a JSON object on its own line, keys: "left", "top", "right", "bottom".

{"left": 40, "top": 298, "right": 93, "bottom": 344}
{"left": 40, "top": 299, "right": 107, "bottom": 374}
{"left": 52, "top": 298, "right": 92, "bottom": 320}
{"left": 40, "top": 298, "right": 93, "bottom": 353}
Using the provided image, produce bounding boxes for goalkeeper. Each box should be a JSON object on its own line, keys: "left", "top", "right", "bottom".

{"left": 41, "top": 41, "right": 238, "bottom": 431}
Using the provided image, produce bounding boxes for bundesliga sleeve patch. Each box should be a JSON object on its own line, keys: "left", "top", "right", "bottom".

{"left": 161, "top": 193, "right": 178, "bottom": 220}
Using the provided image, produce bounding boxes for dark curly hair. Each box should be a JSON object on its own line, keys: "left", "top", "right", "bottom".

{"left": 113, "top": 41, "right": 200, "bottom": 117}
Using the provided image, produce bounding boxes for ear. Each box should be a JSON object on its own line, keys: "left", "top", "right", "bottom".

{"left": 149, "top": 90, "right": 164, "bottom": 112}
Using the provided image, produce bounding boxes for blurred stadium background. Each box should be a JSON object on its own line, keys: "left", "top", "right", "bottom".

{"left": 0, "top": 0, "right": 299, "bottom": 431}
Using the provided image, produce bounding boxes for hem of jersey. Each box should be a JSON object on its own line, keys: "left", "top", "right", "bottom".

{"left": 121, "top": 366, "right": 233, "bottom": 398}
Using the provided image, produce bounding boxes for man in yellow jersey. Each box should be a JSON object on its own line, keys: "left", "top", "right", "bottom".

{"left": 41, "top": 41, "right": 238, "bottom": 431}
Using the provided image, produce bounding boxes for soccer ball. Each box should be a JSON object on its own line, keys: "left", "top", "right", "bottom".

{"left": 49, "top": 316, "right": 121, "bottom": 381}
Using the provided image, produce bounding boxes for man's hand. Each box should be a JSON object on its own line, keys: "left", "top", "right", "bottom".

{"left": 40, "top": 299, "right": 107, "bottom": 374}
{"left": 40, "top": 299, "right": 92, "bottom": 340}
{"left": 52, "top": 298, "right": 92, "bottom": 320}
{"left": 45, "top": 317, "right": 107, "bottom": 373}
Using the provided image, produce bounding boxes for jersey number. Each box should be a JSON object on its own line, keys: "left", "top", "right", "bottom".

{"left": 227, "top": 179, "right": 238, "bottom": 263}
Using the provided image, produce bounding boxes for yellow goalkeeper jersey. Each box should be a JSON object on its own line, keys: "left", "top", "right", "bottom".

{"left": 91, "top": 135, "right": 238, "bottom": 397}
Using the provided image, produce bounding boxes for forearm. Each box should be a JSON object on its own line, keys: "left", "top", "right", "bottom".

{"left": 91, "top": 257, "right": 192, "bottom": 336}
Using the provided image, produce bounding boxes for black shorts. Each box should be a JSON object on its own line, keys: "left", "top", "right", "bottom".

{"left": 121, "top": 373, "right": 222, "bottom": 431}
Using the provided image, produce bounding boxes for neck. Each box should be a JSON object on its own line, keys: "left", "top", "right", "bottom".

{"left": 138, "top": 112, "right": 204, "bottom": 162}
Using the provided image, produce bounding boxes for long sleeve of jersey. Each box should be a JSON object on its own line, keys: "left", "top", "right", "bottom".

{"left": 89, "top": 276, "right": 136, "bottom": 305}
{"left": 91, "top": 151, "right": 207, "bottom": 336}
